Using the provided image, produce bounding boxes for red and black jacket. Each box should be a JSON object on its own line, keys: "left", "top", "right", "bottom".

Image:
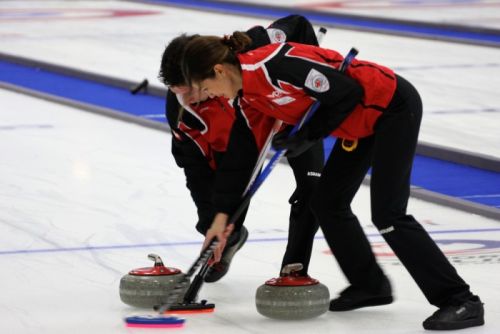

{"left": 214, "top": 42, "right": 397, "bottom": 214}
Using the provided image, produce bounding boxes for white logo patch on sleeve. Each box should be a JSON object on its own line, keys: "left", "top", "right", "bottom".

{"left": 272, "top": 96, "right": 296, "bottom": 105}
{"left": 266, "top": 28, "right": 287, "bottom": 43}
{"left": 305, "top": 68, "right": 330, "bottom": 93}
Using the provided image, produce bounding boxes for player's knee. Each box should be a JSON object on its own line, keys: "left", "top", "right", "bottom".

{"left": 310, "top": 192, "right": 352, "bottom": 222}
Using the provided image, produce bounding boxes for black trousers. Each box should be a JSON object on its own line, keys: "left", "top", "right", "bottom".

{"left": 311, "top": 75, "right": 474, "bottom": 307}
{"left": 282, "top": 141, "right": 324, "bottom": 275}
{"left": 196, "top": 141, "right": 323, "bottom": 276}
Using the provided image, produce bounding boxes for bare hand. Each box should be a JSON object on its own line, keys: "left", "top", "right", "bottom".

{"left": 202, "top": 213, "right": 234, "bottom": 262}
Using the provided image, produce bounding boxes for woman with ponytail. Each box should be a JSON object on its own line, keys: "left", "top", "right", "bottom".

{"left": 159, "top": 15, "right": 324, "bottom": 282}
{"left": 182, "top": 32, "right": 484, "bottom": 330}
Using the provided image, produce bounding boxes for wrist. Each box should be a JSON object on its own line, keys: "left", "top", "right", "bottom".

{"left": 213, "top": 213, "right": 229, "bottom": 229}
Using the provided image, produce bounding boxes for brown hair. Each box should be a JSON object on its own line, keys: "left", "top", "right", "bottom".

{"left": 158, "top": 33, "right": 199, "bottom": 86}
{"left": 181, "top": 31, "right": 252, "bottom": 86}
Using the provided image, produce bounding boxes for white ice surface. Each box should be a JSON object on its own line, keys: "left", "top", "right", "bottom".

{"left": 1, "top": 2, "right": 499, "bottom": 331}
{"left": 0, "top": 1, "right": 499, "bottom": 158}
{"left": 1, "top": 88, "right": 499, "bottom": 334}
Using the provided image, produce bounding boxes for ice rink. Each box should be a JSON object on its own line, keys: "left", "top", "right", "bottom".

{"left": 1, "top": 1, "right": 499, "bottom": 333}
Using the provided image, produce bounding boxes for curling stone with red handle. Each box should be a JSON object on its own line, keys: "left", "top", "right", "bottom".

{"left": 120, "top": 254, "right": 187, "bottom": 308}
{"left": 255, "top": 263, "right": 329, "bottom": 319}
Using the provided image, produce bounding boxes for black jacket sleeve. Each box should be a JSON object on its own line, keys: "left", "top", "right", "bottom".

{"left": 165, "top": 90, "right": 216, "bottom": 227}
{"left": 213, "top": 101, "right": 260, "bottom": 215}
{"left": 268, "top": 14, "right": 319, "bottom": 46}
{"left": 266, "top": 44, "right": 364, "bottom": 140}
{"left": 245, "top": 14, "right": 319, "bottom": 51}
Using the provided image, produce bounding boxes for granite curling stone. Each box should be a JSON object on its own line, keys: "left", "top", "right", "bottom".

{"left": 120, "top": 254, "right": 187, "bottom": 308}
{"left": 255, "top": 263, "right": 329, "bottom": 320}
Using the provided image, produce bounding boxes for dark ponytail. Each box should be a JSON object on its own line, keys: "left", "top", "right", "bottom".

{"left": 182, "top": 32, "right": 252, "bottom": 86}
{"left": 221, "top": 31, "right": 252, "bottom": 53}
